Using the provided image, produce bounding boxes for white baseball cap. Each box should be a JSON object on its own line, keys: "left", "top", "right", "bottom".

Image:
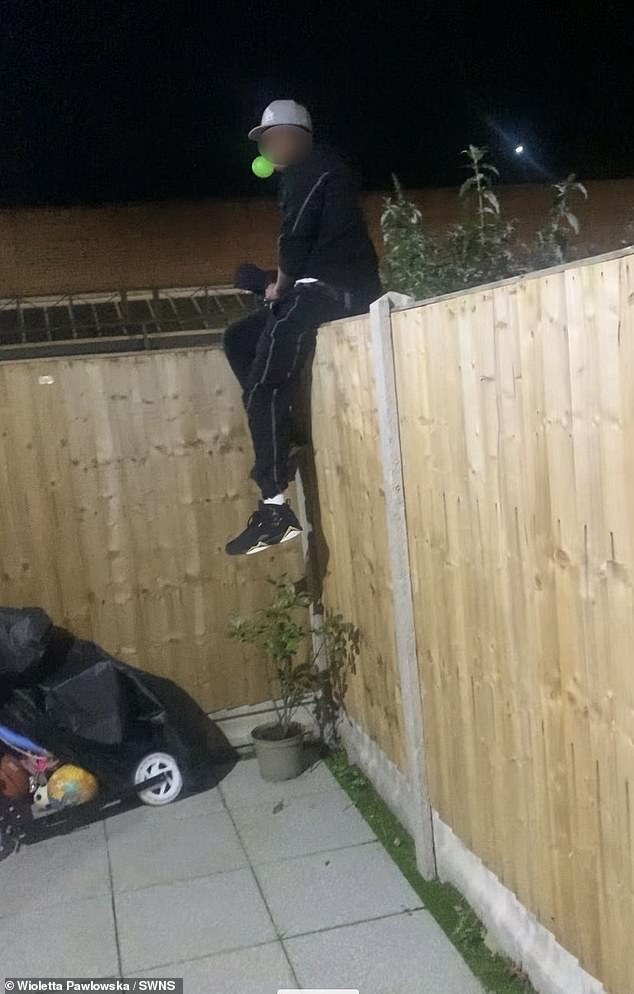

{"left": 248, "top": 100, "right": 313, "bottom": 141}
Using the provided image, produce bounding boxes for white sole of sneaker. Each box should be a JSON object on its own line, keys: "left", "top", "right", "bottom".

{"left": 245, "top": 527, "right": 302, "bottom": 555}
{"left": 280, "top": 526, "right": 302, "bottom": 543}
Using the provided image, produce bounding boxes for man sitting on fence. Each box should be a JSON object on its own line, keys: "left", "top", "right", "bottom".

{"left": 224, "top": 100, "right": 381, "bottom": 556}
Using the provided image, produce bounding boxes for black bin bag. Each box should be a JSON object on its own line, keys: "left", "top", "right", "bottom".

{"left": 41, "top": 639, "right": 129, "bottom": 746}
{"left": 0, "top": 613, "right": 238, "bottom": 802}
{"left": 0, "top": 607, "right": 52, "bottom": 680}
{"left": 117, "top": 664, "right": 234, "bottom": 775}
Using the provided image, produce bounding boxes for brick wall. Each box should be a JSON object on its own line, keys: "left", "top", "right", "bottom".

{"left": 1, "top": 178, "right": 632, "bottom": 297}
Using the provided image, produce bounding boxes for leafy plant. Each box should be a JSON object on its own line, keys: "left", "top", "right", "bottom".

{"left": 228, "top": 575, "right": 360, "bottom": 740}
{"left": 442, "top": 215, "right": 517, "bottom": 291}
{"left": 459, "top": 145, "right": 501, "bottom": 237}
{"left": 381, "top": 149, "right": 519, "bottom": 300}
{"left": 453, "top": 902, "right": 485, "bottom": 946}
{"left": 381, "top": 147, "right": 590, "bottom": 302}
{"left": 312, "top": 609, "right": 361, "bottom": 746}
{"left": 380, "top": 174, "right": 442, "bottom": 300}
{"left": 532, "top": 174, "right": 588, "bottom": 266}
{"left": 446, "top": 145, "right": 518, "bottom": 285}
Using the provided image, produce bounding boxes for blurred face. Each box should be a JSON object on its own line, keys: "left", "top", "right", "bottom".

{"left": 258, "top": 125, "right": 312, "bottom": 169}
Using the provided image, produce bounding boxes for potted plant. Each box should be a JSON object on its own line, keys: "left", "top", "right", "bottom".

{"left": 228, "top": 576, "right": 360, "bottom": 781}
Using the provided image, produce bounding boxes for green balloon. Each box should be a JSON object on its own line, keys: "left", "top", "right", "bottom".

{"left": 252, "top": 155, "right": 275, "bottom": 179}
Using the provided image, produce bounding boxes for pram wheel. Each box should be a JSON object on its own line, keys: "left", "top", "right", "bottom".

{"left": 134, "top": 752, "right": 184, "bottom": 806}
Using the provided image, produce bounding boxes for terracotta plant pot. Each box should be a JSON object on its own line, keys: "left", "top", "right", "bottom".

{"left": 251, "top": 722, "right": 304, "bottom": 782}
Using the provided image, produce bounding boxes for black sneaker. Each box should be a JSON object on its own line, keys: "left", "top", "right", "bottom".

{"left": 225, "top": 501, "right": 302, "bottom": 556}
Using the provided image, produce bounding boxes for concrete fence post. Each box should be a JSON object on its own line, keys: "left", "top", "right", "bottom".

{"left": 370, "top": 292, "right": 437, "bottom": 880}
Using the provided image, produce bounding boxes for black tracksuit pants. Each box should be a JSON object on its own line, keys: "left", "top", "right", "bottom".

{"left": 224, "top": 283, "right": 351, "bottom": 500}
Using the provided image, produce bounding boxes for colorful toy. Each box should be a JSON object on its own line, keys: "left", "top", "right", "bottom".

{"left": 0, "top": 753, "right": 30, "bottom": 799}
{"left": 47, "top": 764, "right": 99, "bottom": 807}
{"left": 33, "top": 782, "right": 50, "bottom": 809}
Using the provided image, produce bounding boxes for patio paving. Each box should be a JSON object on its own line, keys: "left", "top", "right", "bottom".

{"left": 0, "top": 757, "right": 484, "bottom": 994}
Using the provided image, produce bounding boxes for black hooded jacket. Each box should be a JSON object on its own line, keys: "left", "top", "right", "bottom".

{"left": 277, "top": 146, "right": 381, "bottom": 302}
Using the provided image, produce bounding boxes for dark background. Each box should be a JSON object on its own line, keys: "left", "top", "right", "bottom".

{"left": 1, "top": 0, "right": 633, "bottom": 206}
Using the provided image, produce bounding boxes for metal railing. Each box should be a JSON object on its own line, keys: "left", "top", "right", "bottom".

{"left": 0, "top": 285, "right": 256, "bottom": 358}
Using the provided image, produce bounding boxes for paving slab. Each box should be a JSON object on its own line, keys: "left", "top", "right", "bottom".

{"left": 232, "top": 790, "right": 376, "bottom": 864}
{"left": 220, "top": 756, "right": 341, "bottom": 809}
{"left": 135, "top": 942, "right": 296, "bottom": 993}
{"left": 115, "top": 867, "right": 277, "bottom": 973}
{"left": 107, "top": 808, "right": 246, "bottom": 892}
{"left": 1, "top": 895, "right": 118, "bottom": 978}
{"left": 256, "top": 841, "right": 424, "bottom": 937}
{"left": 0, "top": 821, "right": 109, "bottom": 918}
{"left": 104, "top": 785, "right": 225, "bottom": 837}
{"left": 285, "top": 909, "right": 484, "bottom": 994}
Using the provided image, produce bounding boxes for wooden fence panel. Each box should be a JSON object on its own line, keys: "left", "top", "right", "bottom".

{"left": 0, "top": 347, "right": 304, "bottom": 711}
{"left": 392, "top": 252, "right": 634, "bottom": 994}
{"left": 311, "top": 316, "right": 407, "bottom": 772}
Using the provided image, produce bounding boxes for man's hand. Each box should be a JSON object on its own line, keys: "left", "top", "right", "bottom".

{"left": 266, "top": 270, "right": 293, "bottom": 301}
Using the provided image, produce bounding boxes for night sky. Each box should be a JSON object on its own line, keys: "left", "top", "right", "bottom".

{"left": 1, "top": 0, "right": 633, "bottom": 206}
